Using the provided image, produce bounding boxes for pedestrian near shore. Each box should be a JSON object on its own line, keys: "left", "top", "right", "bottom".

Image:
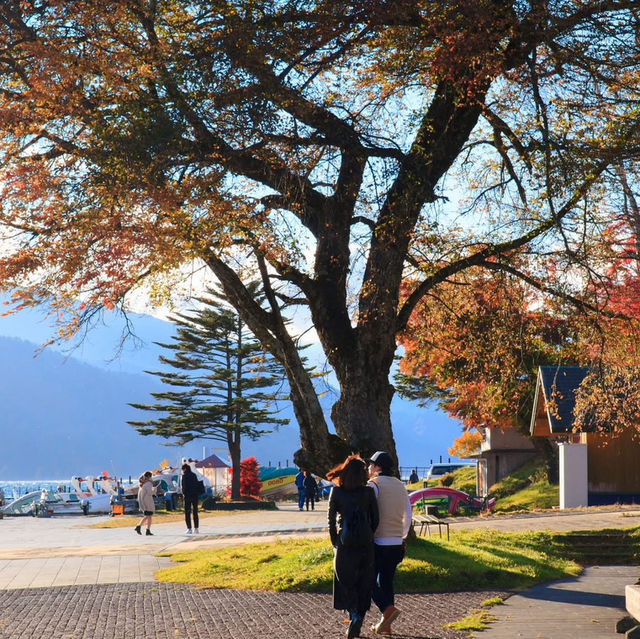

{"left": 295, "top": 468, "right": 305, "bottom": 511}
{"left": 303, "top": 470, "right": 317, "bottom": 511}
{"left": 181, "top": 463, "right": 200, "bottom": 534}
{"left": 327, "top": 455, "right": 379, "bottom": 639}
{"left": 134, "top": 471, "right": 155, "bottom": 536}
{"left": 367, "top": 451, "right": 412, "bottom": 635}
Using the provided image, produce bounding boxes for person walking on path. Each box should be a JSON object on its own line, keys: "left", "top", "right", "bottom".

{"left": 134, "top": 471, "right": 155, "bottom": 536}
{"left": 327, "top": 455, "right": 379, "bottom": 639}
{"left": 303, "top": 470, "right": 318, "bottom": 511}
{"left": 181, "top": 463, "right": 201, "bottom": 534}
{"left": 295, "top": 468, "right": 305, "bottom": 511}
{"left": 367, "top": 451, "right": 412, "bottom": 635}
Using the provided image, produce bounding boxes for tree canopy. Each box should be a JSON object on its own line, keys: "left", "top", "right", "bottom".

{"left": 1, "top": 1, "right": 640, "bottom": 473}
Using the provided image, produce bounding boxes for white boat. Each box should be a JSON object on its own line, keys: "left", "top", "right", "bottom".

{"left": 71, "top": 475, "right": 118, "bottom": 513}
{"left": 1, "top": 489, "right": 86, "bottom": 516}
{"left": 1, "top": 490, "right": 42, "bottom": 515}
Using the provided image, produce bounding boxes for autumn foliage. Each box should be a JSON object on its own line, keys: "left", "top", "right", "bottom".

{"left": 449, "top": 431, "right": 483, "bottom": 459}
{"left": 237, "top": 457, "right": 262, "bottom": 499}
{"left": 1, "top": 2, "right": 640, "bottom": 471}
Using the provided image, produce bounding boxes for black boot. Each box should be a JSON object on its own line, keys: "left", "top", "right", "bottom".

{"left": 146, "top": 529, "right": 153, "bottom": 536}
{"left": 134, "top": 525, "right": 141, "bottom": 535}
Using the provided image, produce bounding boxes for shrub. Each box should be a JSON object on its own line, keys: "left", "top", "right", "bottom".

{"left": 438, "top": 472, "right": 455, "bottom": 487}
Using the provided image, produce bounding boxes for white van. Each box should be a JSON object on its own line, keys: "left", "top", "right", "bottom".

{"left": 426, "top": 463, "right": 475, "bottom": 480}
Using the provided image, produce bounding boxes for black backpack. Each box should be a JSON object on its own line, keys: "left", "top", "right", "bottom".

{"left": 339, "top": 496, "right": 372, "bottom": 548}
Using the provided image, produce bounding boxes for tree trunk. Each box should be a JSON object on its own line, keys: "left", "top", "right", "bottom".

{"left": 328, "top": 329, "right": 400, "bottom": 472}
{"left": 228, "top": 436, "right": 241, "bottom": 500}
{"left": 331, "top": 375, "right": 398, "bottom": 464}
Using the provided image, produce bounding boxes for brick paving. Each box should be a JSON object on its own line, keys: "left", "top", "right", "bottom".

{"left": 0, "top": 583, "right": 508, "bottom": 639}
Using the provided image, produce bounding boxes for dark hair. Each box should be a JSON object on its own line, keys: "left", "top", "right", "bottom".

{"left": 181, "top": 463, "right": 191, "bottom": 472}
{"left": 326, "top": 455, "right": 368, "bottom": 491}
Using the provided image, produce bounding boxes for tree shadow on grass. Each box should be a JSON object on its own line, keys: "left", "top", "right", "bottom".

{"left": 396, "top": 535, "right": 576, "bottom": 593}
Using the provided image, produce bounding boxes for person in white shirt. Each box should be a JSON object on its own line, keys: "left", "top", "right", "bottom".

{"left": 367, "top": 451, "right": 412, "bottom": 635}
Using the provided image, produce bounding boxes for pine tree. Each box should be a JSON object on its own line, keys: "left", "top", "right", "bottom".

{"left": 129, "top": 285, "right": 288, "bottom": 500}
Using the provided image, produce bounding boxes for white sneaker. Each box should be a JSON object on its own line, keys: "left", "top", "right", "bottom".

{"left": 194, "top": 528, "right": 199, "bottom": 534}
{"left": 186, "top": 529, "right": 192, "bottom": 534}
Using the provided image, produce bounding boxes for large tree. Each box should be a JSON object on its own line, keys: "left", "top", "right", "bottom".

{"left": 1, "top": 1, "right": 639, "bottom": 474}
{"left": 128, "top": 287, "right": 288, "bottom": 500}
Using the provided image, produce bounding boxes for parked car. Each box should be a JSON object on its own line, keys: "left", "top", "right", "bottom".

{"left": 426, "top": 463, "right": 475, "bottom": 480}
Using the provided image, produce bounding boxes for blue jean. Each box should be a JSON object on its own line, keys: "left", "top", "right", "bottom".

{"left": 372, "top": 544, "right": 405, "bottom": 613}
{"left": 298, "top": 489, "right": 305, "bottom": 510}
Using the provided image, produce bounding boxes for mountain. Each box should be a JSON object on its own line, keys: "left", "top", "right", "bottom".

{"left": 0, "top": 337, "right": 174, "bottom": 479}
{"left": 0, "top": 308, "right": 464, "bottom": 478}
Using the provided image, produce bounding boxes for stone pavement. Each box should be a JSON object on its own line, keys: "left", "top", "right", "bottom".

{"left": 0, "top": 584, "right": 507, "bottom": 639}
{"left": 0, "top": 503, "right": 639, "bottom": 638}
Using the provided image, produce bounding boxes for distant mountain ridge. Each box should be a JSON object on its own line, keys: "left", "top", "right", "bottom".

{"left": 0, "top": 311, "right": 464, "bottom": 478}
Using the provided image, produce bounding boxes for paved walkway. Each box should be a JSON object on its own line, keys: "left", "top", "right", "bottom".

{"left": 0, "top": 504, "right": 639, "bottom": 638}
{"left": 0, "top": 584, "right": 507, "bottom": 639}
{"left": 481, "top": 566, "right": 638, "bottom": 639}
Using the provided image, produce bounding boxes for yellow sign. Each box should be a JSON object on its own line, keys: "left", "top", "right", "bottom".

{"left": 261, "top": 474, "right": 296, "bottom": 492}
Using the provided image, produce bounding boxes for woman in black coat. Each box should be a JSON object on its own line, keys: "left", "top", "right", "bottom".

{"left": 327, "top": 455, "right": 379, "bottom": 639}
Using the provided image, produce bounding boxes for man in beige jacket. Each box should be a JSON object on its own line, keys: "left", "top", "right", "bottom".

{"left": 367, "top": 451, "right": 412, "bottom": 635}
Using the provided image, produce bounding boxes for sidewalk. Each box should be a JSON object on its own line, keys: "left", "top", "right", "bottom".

{"left": 480, "top": 565, "right": 638, "bottom": 639}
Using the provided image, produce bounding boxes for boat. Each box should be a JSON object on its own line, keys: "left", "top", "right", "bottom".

{"left": 1, "top": 490, "right": 43, "bottom": 515}
{"left": 1, "top": 489, "right": 86, "bottom": 516}
{"left": 71, "top": 475, "right": 118, "bottom": 513}
{"left": 259, "top": 467, "right": 298, "bottom": 499}
{"left": 409, "top": 486, "right": 496, "bottom": 515}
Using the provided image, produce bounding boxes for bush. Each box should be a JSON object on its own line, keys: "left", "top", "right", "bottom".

{"left": 438, "top": 473, "right": 455, "bottom": 487}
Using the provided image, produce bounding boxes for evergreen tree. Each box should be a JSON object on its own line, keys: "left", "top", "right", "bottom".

{"left": 129, "top": 286, "right": 288, "bottom": 500}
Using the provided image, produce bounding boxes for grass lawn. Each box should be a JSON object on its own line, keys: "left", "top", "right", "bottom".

{"left": 155, "top": 528, "right": 582, "bottom": 593}
{"left": 493, "top": 482, "right": 559, "bottom": 512}
{"left": 490, "top": 458, "right": 559, "bottom": 512}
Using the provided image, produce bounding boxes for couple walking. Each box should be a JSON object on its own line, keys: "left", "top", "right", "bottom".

{"left": 327, "top": 451, "right": 411, "bottom": 638}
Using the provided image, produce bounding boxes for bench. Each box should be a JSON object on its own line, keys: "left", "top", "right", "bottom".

{"left": 412, "top": 513, "right": 450, "bottom": 540}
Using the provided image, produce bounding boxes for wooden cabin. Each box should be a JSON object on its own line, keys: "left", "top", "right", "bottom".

{"left": 530, "top": 366, "right": 640, "bottom": 504}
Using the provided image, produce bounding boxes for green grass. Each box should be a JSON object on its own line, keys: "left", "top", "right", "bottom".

{"left": 494, "top": 481, "right": 559, "bottom": 512}
{"left": 155, "top": 528, "right": 582, "bottom": 592}
{"left": 448, "top": 465, "right": 477, "bottom": 496}
{"left": 490, "top": 457, "right": 559, "bottom": 512}
{"left": 443, "top": 609, "right": 497, "bottom": 635}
